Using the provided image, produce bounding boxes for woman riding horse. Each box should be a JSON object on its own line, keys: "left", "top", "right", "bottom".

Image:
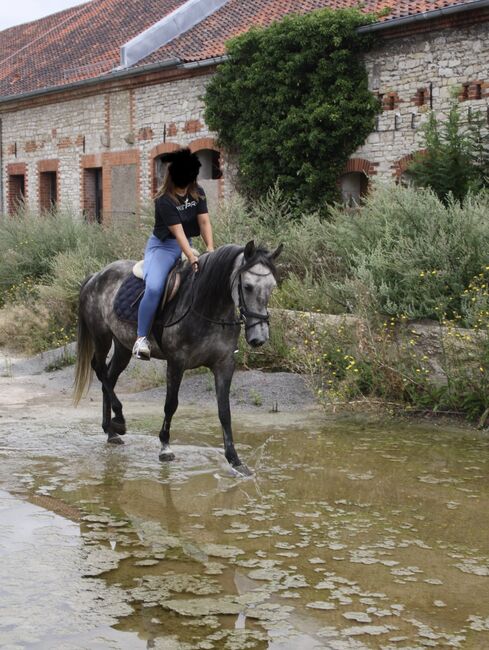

{"left": 133, "top": 147, "right": 214, "bottom": 360}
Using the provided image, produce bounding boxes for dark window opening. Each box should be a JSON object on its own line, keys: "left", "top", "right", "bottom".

{"left": 40, "top": 171, "right": 57, "bottom": 212}
{"left": 340, "top": 172, "right": 368, "bottom": 207}
{"left": 195, "top": 149, "right": 222, "bottom": 180}
{"left": 84, "top": 168, "right": 103, "bottom": 223}
{"left": 8, "top": 174, "right": 25, "bottom": 215}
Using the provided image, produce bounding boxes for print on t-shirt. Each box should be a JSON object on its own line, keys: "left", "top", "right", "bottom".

{"left": 153, "top": 186, "right": 207, "bottom": 241}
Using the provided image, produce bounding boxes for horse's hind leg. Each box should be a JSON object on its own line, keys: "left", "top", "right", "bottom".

{"left": 90, "top": 336, "right": 125, "bottom": 445}
{"left": 106, "top": 339, "right": 132, "bottom": 436}
{"left": 159, "top": 361, "right": 184, "bottom": 462}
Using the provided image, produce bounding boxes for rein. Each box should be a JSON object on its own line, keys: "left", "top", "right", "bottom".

{"left": 158, "top": 255, "right": 272, "bottom": 330}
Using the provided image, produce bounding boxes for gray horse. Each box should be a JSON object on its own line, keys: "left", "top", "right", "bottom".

{"left": 73, "top": 241, "right": 282, "bottom": 476}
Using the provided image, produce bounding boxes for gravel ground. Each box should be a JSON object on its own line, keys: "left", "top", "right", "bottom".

{"left": 1, "top": 343, "right": 318, "bottom": 414}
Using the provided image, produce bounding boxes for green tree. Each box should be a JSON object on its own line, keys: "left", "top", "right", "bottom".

{"left": 204, "top": 9, "right": 380, "bottom": 210}
{"left": 408, "top": 101, "right": 489, "bottom": 204}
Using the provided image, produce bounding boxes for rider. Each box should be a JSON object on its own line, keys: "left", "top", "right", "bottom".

{"left": 132, "top": 147, "right": 214, "bottom": 360}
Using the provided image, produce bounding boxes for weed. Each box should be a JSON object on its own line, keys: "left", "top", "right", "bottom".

{"left": 249, "top": 388, "right": 263, "bottom": 407}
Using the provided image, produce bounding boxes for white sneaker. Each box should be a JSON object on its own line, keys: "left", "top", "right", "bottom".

{"left": 132, "top": 336, "right": 151, "bottom": 360}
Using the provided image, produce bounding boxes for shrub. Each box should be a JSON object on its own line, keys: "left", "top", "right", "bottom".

{"left": 325, "top": 185, "right": 489, "bottom": 319}
{"left": 204, "top": 9, "right": 380, "bottom": 209}
{"left": 0, "top": 208, "right": 150, "bottom": 352}
{"left": 408, "top": 102, "right": 489, "bottom": 203}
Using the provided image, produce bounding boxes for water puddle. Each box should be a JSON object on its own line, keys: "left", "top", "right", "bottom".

{"left": 1, "top": 409, "right": 489, "bottom": 648}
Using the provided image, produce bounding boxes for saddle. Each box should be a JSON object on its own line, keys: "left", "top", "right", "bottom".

{"left": 114, "top": 259, "right": 183, "bottom": 324}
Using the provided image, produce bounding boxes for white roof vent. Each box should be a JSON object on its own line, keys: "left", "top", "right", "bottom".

{"left": 119, "top": 0, "right": 230, "bottom": 68}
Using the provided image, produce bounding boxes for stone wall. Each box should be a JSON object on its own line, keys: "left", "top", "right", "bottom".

{"left": 357, "top": 20, "right": 489, "bottom": 181}
{"left": 1, "top": 18, "right": 488, "bottom": 217}
{"left": 0, "top": 72, "right": 226, "bottom": 220}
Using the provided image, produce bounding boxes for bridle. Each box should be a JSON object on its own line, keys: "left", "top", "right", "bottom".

{"left": 236, "top": 268, "right": 272, "bottom": 331}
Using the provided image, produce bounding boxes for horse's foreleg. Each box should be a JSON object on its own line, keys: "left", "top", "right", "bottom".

{"left": 213, "top": 361, "right": 252, "bottom": 477}
{"left": 159, "top": 361, "right": 184, "bottom": 462}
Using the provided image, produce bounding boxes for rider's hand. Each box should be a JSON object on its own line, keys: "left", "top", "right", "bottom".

{"left": 189, "top": 255, "right": 199, "bottom": 273}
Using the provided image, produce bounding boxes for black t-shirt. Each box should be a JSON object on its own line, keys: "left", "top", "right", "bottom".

{"left": 153, "top": 187, "right": 208, "bottom": 241}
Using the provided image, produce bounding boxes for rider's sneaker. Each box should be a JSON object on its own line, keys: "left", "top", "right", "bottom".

{"left": 132, "top": 336, "right": 151, "bottom": 360}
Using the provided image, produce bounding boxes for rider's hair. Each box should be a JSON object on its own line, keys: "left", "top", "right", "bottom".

{"left": 154, "top": 147, "right": 203, "bottom": 203}
{"left": 155, "top": 167, "right": 201, "bottom": 203}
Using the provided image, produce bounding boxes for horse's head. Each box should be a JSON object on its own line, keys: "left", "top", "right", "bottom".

{"left": 232, "top": 240, "right": 282, "bottom": 348}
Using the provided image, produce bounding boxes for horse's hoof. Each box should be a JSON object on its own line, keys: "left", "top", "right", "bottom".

{"left": 232, "top": 463, "right": 253, "bottom": 477}
{"left": 159, "top": 446, "right": 175, "bottom": 462}
{"left": 110, "top": 418, "right": 126, "bottom": 435}
{"left": 107, "top": 433, "right": 124, "bottom": 445}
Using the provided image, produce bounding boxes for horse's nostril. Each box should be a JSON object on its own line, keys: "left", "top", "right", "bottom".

{"left": 249, "top": 338, "right": 264, "bottom": 348}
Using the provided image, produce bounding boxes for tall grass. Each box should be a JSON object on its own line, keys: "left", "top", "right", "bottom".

{"left": 0, "top": 207, "right": 150, "bottom": 352}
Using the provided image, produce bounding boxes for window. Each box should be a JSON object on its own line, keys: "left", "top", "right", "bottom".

{"left": 8, "top": 173, "right": 25, "bottom": 215}
{"left": 195, "top": 149, "right": 222, "bottom": 180}
{"left": 83, "top": 168, "right": 103, "bottom": 223}
{"left": 339, "top": 172, "right": 368, "bottom": 207}
{"left": 39, "top": 171, "right": 57, "bottom": 212}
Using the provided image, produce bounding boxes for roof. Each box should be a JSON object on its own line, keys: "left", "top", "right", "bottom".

{"left": 0, "top": 0, "right": 485, "bottom": 100}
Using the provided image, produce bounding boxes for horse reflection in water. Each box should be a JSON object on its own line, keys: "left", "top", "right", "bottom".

{"left": 73, "top": 241, "right": 282, "bottom": 476}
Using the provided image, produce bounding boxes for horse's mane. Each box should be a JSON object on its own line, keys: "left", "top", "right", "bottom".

{"left": 178, "top": 243, "right": 277, "bottom": 316}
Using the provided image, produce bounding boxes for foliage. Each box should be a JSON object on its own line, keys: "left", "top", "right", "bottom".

{"left": 0, "top": 207, "right": 150, "bottom": 352}
{"left": 408, "top": 102, "right": 489, "bottom": 203}
{"left": 325, "top": 185, "right": 489, "bottom": 319}
{"left": 204, "top": 9, "right": 380, "bottom": 209}
{"left": 211, "top": 185, "right": 345, "bottom": 314}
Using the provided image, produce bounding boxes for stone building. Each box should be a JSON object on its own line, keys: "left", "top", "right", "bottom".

{"left": 0, "top": 0, "right": 488, "bottom": 218}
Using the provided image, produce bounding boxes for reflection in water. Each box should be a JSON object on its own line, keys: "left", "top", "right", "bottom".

{"left": 1, "top": 412, "right": 489, "bottom": 648}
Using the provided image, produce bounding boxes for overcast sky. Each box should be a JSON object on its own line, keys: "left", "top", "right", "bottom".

{"left": 0, "top": 0, "right": 88, "bottom": 31}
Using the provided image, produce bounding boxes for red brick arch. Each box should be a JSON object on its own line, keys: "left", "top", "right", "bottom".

{"left": 188, "top": 137, "right": 220, "bottom": 153}
{"left": 342, "top": 158, "right": 377, "bottom": 177}
{"left": 393, "top": 150, "right": 426, "bottom": 179}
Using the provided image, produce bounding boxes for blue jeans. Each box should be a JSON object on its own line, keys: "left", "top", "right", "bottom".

{"left": 137, "top": 235, "right": 183, "bottom": 337}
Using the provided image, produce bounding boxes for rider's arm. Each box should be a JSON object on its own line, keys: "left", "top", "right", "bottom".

{"left": 197, "top": 213, "right": 214, "bottom": 252}
{"left": 168, "top": 223, "right": 199, "bottom": 267}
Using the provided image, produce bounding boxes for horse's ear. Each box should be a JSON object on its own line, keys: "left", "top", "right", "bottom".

{"left": 244, "top": 240, "right": 255, "bottom": 259}
{"left": 270, "top": 243, "right": 283, "bottom": 260}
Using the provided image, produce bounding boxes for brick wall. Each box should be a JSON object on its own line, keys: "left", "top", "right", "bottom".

{"left": 1, "top": 19, "right": 488, "bottom": 215}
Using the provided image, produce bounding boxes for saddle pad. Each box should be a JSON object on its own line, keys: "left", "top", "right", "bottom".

{"left": 114, "top": 264, "right": 182, "bottom": 324}
{"left": 114, "top": 274, "right": 145, "bottom": 323}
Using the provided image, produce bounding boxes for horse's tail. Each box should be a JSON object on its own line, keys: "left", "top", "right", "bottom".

{"left": 73, "top": 275, "right": 95, "bottom": 406}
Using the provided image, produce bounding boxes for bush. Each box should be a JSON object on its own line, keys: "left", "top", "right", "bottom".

{"left": 204, "top": 9, "right": 379, "bottom": 209}
{"left": 325, "top": 185, "right": 489, "bottom": 319}
{"left": 0, "top": 208, "right": 150, "bottom": 352}
{"left": 408, "top": 102, "right": 489, "bottom": 203}
{"left": 211, "top": 185, "right": 345, "bottom": 313}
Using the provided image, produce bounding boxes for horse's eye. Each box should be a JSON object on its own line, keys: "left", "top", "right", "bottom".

{"left": 244, "top": 284, "right": 253, "bottom": 292}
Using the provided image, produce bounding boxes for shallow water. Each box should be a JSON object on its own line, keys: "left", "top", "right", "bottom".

{"left": 1, "top": 407, "right": 489, "bottom": 649}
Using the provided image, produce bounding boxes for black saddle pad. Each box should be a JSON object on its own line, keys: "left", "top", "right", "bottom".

{"left": 114, "top": 274, "right": 145, "bottom": 323}
{"left": 114, "top": 262, "right": 183, "bottom": 324}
